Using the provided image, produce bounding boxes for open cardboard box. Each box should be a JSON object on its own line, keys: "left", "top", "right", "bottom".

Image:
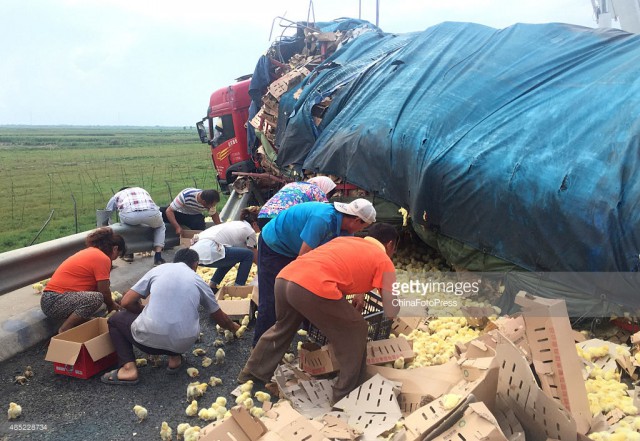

{"left": 366, "top": 337, "right": 414, "bottom": 366}
{"left": 199, "top": 406, "right": 267, "bottom": 441}
{"left": 515, "top": 292, "right": 592, "bottom": 435}
{"left": 299, "top": 342, "right": 340, "bottom": 376}
{"left": 180, "top": 229, "right": 202, "bottom": 248}
{"left": 44, "top": 317, "right": 117, "bottom": 379}
{"left": 216, "top": 285, "right": 258, "bottom": 318}
{"left": 430, "top": 402, "right": 509, "bottom": 441}
{"left": 366, "top": 361, "right": 463, "bottom": 415}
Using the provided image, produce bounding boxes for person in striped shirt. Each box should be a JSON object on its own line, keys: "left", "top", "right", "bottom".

{"left": 162, "top": 188, "right": 221, "bottom": 236}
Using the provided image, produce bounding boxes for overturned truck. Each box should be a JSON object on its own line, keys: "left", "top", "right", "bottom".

{"left": 199, "top": 18, "right": 640, "bottom": 316}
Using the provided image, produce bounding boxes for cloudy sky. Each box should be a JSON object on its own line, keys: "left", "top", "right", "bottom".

{"left": 0, "top": 0, "right": 599, "bottom": 126}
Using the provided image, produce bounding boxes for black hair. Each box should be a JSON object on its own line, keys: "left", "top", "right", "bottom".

{"left": 174, "top": 248, "right": 200, "bottom": 266}
{"left": 366, "top": 223, "right": 398, "bottom": 246}
{"left": 200, "top": 190, "right": 220, "bottom": 204}
{"left": 86, "top": 227, "right": 126, "bottom": 258}
{"left": 118, "top": 187, "right": 131, "bottom": 192}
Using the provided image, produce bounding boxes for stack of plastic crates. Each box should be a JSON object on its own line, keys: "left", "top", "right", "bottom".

{"left": 307, "top": 291, "right": 392, "bottom": 346}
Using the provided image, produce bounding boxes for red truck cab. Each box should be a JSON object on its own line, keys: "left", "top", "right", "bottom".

{"left": 196, "top": 78, "right": 256, "bottom": 190}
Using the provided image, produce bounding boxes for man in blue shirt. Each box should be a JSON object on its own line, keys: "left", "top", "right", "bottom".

{"left": 252, "top": 199, "right": 376, "bottom": 346}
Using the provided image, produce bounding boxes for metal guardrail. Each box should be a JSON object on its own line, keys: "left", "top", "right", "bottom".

{"left": 0, "top": 224, "right": 179, "bottom": 296}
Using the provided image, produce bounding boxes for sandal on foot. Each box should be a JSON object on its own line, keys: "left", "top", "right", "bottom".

{"left": 166, "top": 355, "right": 183, "bottom": 374}
{"left": 100, "top": 369, "right": 139, "bottom": 385}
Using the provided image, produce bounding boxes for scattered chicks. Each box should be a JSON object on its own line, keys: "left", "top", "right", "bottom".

{"left": 160, "top": 421, "right": 172, "bottom": 441}
{"left": 215, "top": 349, "right": 225, "bottom": 364}
{"left": 186, "top": 367, "right": 199, "bottom": 378}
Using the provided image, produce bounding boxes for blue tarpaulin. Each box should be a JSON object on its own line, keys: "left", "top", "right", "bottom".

{"left": 275, "top": 21, "right": 640, "bottom": 273}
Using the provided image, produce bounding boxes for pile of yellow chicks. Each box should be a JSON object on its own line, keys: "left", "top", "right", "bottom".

{"left": 196, "top": 263, "right": 257, "bottom": 288}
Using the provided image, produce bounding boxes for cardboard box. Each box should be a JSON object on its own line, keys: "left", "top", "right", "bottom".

{"left": 261, "top": 401, "right": 330, "bottom": 441}
{"left": 273, "top": 364, "right": 333, "bottom": 418}
{"left": 180, "top": 229, "right": 202, "bottom": 248}
{"left": 199, "top": 406, "right": 267, "bottom": 441}
{"left": 391, "top": 317, "right": 424, "bottom": 336}
{"left": 216, "top": 285, "right": 258, "bottom": 318}
{"left": 366, "top": 337, "right": 414, "bottom": 365}
{"left": 431, "top": 402, "right": 509, "bottom": 441}
{"left": 495, "top": 338, "right": 578, "bottom": 441}
{"left": 332, "top": 374, "right": 402, "bottom": 440}
{"left": 299, "top": 343, "right": 340, "bottom": 376}
{"left": 515, "top": 292, "right": 592, "bottom": 435}
{"left": 366, "top": 361, "right": 463, "bottom": 415}
{"left": 44, "top": 318, "right": 117, "bottom": 379}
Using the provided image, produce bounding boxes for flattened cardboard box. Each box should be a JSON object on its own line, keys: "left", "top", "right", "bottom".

{"left": 44, "top": 317, "right": 117, "bottom": 379}
{"left": 261, "top": 401, "right": 329, "bottom": 441}
{"left": 391, "top": 317, "right": 424, "bottom": 336}
{"left": 199, "top": 406, "right": 267, "bottom": 441}
{"left": 216, "top": 285, "right": 258, "bottom": 317}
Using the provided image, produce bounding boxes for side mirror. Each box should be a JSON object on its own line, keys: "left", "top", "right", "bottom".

{"left": 196, "top": 120, "right": 209, "bottom": 144}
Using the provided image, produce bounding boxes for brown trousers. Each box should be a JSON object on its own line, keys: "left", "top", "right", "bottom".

{"left": 244, "top": 278, "right": 368, "bottom": 402}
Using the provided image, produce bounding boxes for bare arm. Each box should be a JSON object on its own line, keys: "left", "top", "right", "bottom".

{"left": 212, "top": 212, "right": 221, "bottom": 225}
{"left": 97, "top": 280, "right": 119, "bottom": 312}
{"left": 165, "top": 206, "right": 182, "bottom": 235}
{"left": 121, "top": 289, "right": 144, "bottom": 314}
{"left": 298, "top": 241, "right": 313, "bottom": 256}
{"left": 251, "top": 247, "right": 258, "bottom": 264}
{"left": 210, "top": 309, "right": 240, "bottom": 333}
{"left": 380, "top": 288, "right": 400, "bottom": 319}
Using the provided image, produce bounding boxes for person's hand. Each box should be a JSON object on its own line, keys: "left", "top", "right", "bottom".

{"left": 175, "top": 226, "right": 183, "bottom": 236}
{"left": 108, "top": 302, "right": 122, "bottom": 313}
{"left": 352, "top": 293, "right": 365, "bottom": 313}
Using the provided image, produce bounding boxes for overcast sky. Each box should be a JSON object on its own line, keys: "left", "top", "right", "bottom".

{"left": 0, "top": 0, "right": 598, "bottom": 126}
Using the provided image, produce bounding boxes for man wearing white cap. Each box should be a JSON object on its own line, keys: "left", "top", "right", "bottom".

{"left": 252, "top": 198, "right": 376, "bottom": 346}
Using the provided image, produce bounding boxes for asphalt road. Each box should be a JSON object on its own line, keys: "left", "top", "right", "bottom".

{"left": 0, "top": 310, "right": 271, "bottom": 441}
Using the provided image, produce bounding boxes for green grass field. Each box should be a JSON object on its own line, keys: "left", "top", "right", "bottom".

{"left": 0, "top": 126, "right": 225, "bottom": 253}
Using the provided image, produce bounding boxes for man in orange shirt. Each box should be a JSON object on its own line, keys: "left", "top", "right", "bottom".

{"left": 238, "top": 223, "right": 399, "bottom": 403}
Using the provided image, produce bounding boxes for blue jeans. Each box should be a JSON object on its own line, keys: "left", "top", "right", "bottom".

{"left": 204, "top": 246, "right": 254, "bottom": 286}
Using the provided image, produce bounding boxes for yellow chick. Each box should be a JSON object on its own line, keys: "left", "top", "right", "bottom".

{"left": 215, "top": 349, "right": 225, "bottom": 364}
{"left": 183, "top": 426, "right": 201, "bottom": 441}
{"left": 8, "top": 402, "right": 22, "bottom": 420}
{"left": 297, "top": 341, "right": 303, "bottom": 351}
{"left": 23, "top": 366, "right": 34, "bottom": 379}
{"left": 160, "top": 421, "right": 172, "bottom": 441}
{"left": 213, "top": 338, "right": 225, "bottom": 347}
{"left": 243, "top": 398, "right": 254, "bottom": 410}
{"left": 201, "top": 357, "right": 213, "bottom": 368}
{"left": 250, "top": 407, "right": 265, "bottom": 418}
{"left": 185, "top": 400, "right": 198, "bottom": 417}
{"left": 254, "top": 391, "right": 271, "bottom": 403}
{"left": 192, "top": 348, "right": 206, "bottom": 357}
{"left": 297, "top": 329, "right": 308, "bottom": 337}
{"left": 241, "top": 315, "right": 250, "bottom": 326}
{"left": 186, "top": 382, "right": 203, "bottom": 400}
{"left": 133, "top": 405, "right": 148, "bottom": 422}
{"left": 176, "top": 423, "right": 191, "bottom": 440}
{"left": 235, "top": 392, "right": 250, "bottom": 404}
{"left": 283, "top": 353, "right": 295, "bottom": 363}
{"left": 208, "top": 376, "right": 222, "bottom": 387}
{"left": 32, "top": 282, "right": 44, "bottom": 293}
{"left": 224, "top": 330, "right": 234, "bottom": 342}
{"left": 215, "top": 396, "right": 227, "bottom": 407}
{"left": 198, "top": 408, "right": 215, "bottom": 421}
{"left": 135, "top": 358, "right": 148, "bottom": 367}
{"left": 187, "top": 367, "right": 199, "bottom": 378}
{"left": 393, "top": 357, "right": 405, "bottom": 369}
{"left": 216, "top": 324, "right": 222, "bottom": 334}
{"left": 441, "top": 394, "right": 462, "bottom": 410}
{"left": 239, "top": 380, "right": 253, "bottom": 393}
{"left": 236, "top": 325, "right": 247, "bottom": 338}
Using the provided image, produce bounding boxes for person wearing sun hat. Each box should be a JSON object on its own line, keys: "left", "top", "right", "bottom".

{"left": 252, "top": 198, "right": 376, "bottom": 346}
{"left": 256, "top": 176, "right": 338, "bottom": 229}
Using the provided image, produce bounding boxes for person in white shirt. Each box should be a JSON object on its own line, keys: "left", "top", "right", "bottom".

{"left": 101, "top": 248, "right": 239, "bottom": 385}
{"left": 190, "top": 207, "right": 260, "bottom": 290}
